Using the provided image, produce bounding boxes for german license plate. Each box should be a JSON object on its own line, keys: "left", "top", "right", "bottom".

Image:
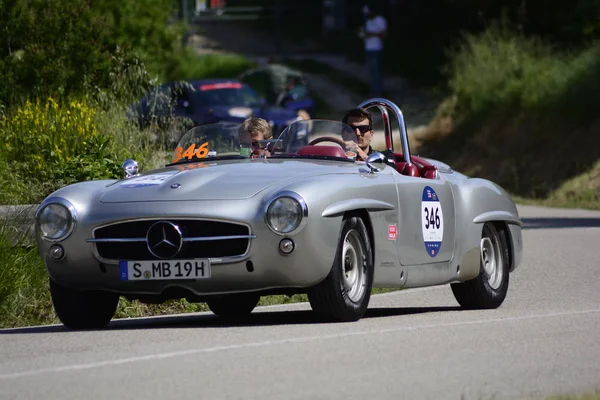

{"left": 118, "top": 259, "right": 211, "bottom": 281}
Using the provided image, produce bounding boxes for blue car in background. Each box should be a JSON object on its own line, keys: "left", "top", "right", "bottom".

{"left": 239, "top": 64, "right": 316, "bottom": 118}
{"left": 131, "top": 79, "right": 301, "bottom": 137}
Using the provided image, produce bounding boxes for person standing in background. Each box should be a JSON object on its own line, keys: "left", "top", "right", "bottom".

{"left": 358, "top": 3, "right": 388, "bottom": 97}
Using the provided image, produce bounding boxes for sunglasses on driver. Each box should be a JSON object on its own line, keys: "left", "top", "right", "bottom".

{"left": 349, "top": 124, "right": 372, "bottom": 134}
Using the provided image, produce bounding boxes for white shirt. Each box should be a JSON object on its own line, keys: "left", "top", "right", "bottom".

{"left": 364, "top": 15, "right": 387, "bottom": 51}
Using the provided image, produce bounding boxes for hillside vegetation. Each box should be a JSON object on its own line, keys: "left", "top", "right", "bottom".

{"left": 411, "top": 24, "right": 600, "bottom": 208}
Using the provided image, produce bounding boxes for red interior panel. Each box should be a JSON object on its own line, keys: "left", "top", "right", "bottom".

{"left": 293, "top": 148, "right": 438, "bottom": 179}
{"left": 393, "top": 153, "right": 438, "bottom": 179}
{"left": 297, "top": 145, "right": 348, "bottom": 159}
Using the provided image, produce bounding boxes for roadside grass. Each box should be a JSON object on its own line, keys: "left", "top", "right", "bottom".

{"left": 547, "top": 391, "right": 600, "bottom": 400}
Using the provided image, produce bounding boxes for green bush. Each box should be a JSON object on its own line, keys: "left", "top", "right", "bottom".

{"left": 163, "top": 51, "right": 255, "bottom": 82}
{"left": 417, "top": 26, "right": 600, "bottom": 200}
{"left": 0, "top": 0, "right": 185, "bottom": 109}
{"left": 0, "top": 97, "right": 166, "bottom": 204}
{"left": 0, "top": 0, "right": 114, "bottom": 108}
{"left": 447, "top": 25, "right": 600, "bottom": 120}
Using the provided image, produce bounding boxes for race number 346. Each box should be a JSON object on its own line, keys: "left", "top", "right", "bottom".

{"left": 421, "top": 186, "right": 444, "bottom": 257}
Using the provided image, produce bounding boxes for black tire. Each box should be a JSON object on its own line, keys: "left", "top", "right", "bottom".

{"left": 307, "top": 216, "right": 374, "bottom": 322}
{"left": 451, "top": 223, "right": 510, "bottom": 309}
{"left": 206, "top": 293, "right": 261, "bottom": 318}
{"left": 49, "top": 278, "right": 119, "bottom": 330}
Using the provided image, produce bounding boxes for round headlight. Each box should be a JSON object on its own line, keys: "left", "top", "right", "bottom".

{"left": 266, "top": 196, "right": 303, "bottom": 234}
{"left": 37, "top": 202, "right": 74, "bottom": 241}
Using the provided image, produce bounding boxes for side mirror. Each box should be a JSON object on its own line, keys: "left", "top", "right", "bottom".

{"left": 121, "top": 159, "right": 139, "bottom": 178}
{"left": 365, "top": 151, "right": 387, "bottom": 173}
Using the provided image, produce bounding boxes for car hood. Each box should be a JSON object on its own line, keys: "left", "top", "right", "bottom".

{"left": 100, "top": 160, "right": 354, "bottom": 203}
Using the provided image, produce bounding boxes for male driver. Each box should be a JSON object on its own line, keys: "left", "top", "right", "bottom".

{"left": 342, "top": 107, "right": 375, "bottom": 161}
{"left": 238, "top": 116, "right": 273, "bottom": 158}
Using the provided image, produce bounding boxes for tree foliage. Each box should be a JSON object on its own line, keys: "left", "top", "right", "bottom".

{"left": 0, "top": 0, "right": 183, "bottom": 109}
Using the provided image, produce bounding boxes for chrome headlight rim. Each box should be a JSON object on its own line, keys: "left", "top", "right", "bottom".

{"left": 35, "top": 197, "right": 77, "bottom": 242}
{"left": 264, "top": 191, "right": 308, "bottom": 236}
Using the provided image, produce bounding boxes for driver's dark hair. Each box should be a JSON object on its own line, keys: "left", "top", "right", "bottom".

{"left": 342, "top": 108, "right": 372, "bottom": 129}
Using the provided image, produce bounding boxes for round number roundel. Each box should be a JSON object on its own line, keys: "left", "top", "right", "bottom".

{"left": 421, "top": 186, "right": 443, "bottom": 257}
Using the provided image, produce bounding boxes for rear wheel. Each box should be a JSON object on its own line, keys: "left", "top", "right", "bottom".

{"left": 49, "top": 278, "right": 119, "bottom": 330}
{"left": 206, "top": 293, "right": 261, "bottom": 318}
{"left": 308, "top": 216, "right": 373, "bottom": 322}
{"left": 451, "top": 223, "right": 510, "bottom": 309}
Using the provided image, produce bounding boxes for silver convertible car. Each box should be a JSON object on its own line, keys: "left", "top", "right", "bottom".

{"left": 35, "top": 98, "right": 523, "bottom": 329}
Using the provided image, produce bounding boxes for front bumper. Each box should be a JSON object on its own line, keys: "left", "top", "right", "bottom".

{"left": 37, "top": 200, "right": 341, "bottom": 297}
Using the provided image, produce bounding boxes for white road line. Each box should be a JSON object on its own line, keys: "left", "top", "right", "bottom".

{"left": 1, "top": 308, "right": 599, "bottom": 380}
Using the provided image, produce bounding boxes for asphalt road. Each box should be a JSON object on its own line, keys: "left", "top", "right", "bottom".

{"left": 1, "top": 204, "right": 600, "bottom": 400}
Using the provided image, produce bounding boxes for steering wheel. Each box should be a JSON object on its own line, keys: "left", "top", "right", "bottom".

{"left": 308, "top": 136, "right": 348, "bottom": 148}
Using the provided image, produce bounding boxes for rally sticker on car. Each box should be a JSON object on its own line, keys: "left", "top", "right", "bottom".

{"left": 422, "top": 186, "right": 443, "bottom": 257}
{"left": 388, "top": 225, "right": 397, "bottom": 241}
{"left": 120, "top": 171, "right": 177, "bottom": 188}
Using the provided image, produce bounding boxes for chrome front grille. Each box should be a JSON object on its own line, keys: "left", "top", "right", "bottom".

{"left": 89, "top": 219, "right": 253, "bottom": 261}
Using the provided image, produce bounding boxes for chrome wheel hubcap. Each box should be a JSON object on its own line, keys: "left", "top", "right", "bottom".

{"left": 342, "top": 230, "right": 366, "bottom": 302}
{"left": 480, "top": 229, "right": 503, "bottom": 290}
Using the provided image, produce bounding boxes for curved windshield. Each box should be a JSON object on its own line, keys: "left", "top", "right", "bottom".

{"left": 169, "top": 122, "right": 247, "bottom": 164}
{"left": 169, "top": 119, "right": 364, "bottom": 165}
{"left": 272, "top": 119, "right": 360, "bottom": 160}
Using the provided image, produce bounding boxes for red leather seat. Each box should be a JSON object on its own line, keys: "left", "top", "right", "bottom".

{"left": 393, "top": 153, "right": 438, "bottom": 179}
{"left": 297, "top": 145, "right": 348, "bottom": 158}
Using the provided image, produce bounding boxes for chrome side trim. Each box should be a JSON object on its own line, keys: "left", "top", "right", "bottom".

{"left": 183, "top": 235, "right": 257, "bottom": 241}
{"left": 86, "top": 234, "right": 257, "bottom": 243}
{"left": 322, "top": 198, "right": 395, "bottom": 217}
{"left": 87, "top": 238, "right": 146, "bottom": 243}
{"left": 98, "top": 254, "right": 252, "bottom": 266}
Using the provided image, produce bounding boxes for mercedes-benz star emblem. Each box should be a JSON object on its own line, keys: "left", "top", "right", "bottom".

{"left": 146, "top": 221, "right": 183, "bottom": 259}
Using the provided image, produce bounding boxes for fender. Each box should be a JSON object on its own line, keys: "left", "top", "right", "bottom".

{"left": 473, "top": 211, "right": 523, "bottom": 227}
{"left": 321, "top": 198, "right": 395, "bottom": 217}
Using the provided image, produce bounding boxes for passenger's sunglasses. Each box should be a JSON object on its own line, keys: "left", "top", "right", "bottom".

{"left": 350, "top": 124, "right": 372, "bottom": 134}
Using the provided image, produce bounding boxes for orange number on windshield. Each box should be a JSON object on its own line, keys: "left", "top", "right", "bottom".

{"left": 172, "top": 142, "right": 210, "bottom": 163}
{"left": 181, "top": 144, "right": 196, "bottom": 160}
{"left": 196, "top": 142, "right": 209, "bottom": 158}
{"left": 172, "top": 146, "right": 183, "bottom": 163}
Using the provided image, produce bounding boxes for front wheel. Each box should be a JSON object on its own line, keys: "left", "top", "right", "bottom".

{"left": 49, "top": 278, "right": 120, "bottom": 330}
{"left": 308, "top": 216, "right": 374, "bottom": 322}
{"left": 206, "top": 293, "right": 261, "bottom": 318}
{"left": 451, "top": 223, "right": 510, "bottom": 309}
